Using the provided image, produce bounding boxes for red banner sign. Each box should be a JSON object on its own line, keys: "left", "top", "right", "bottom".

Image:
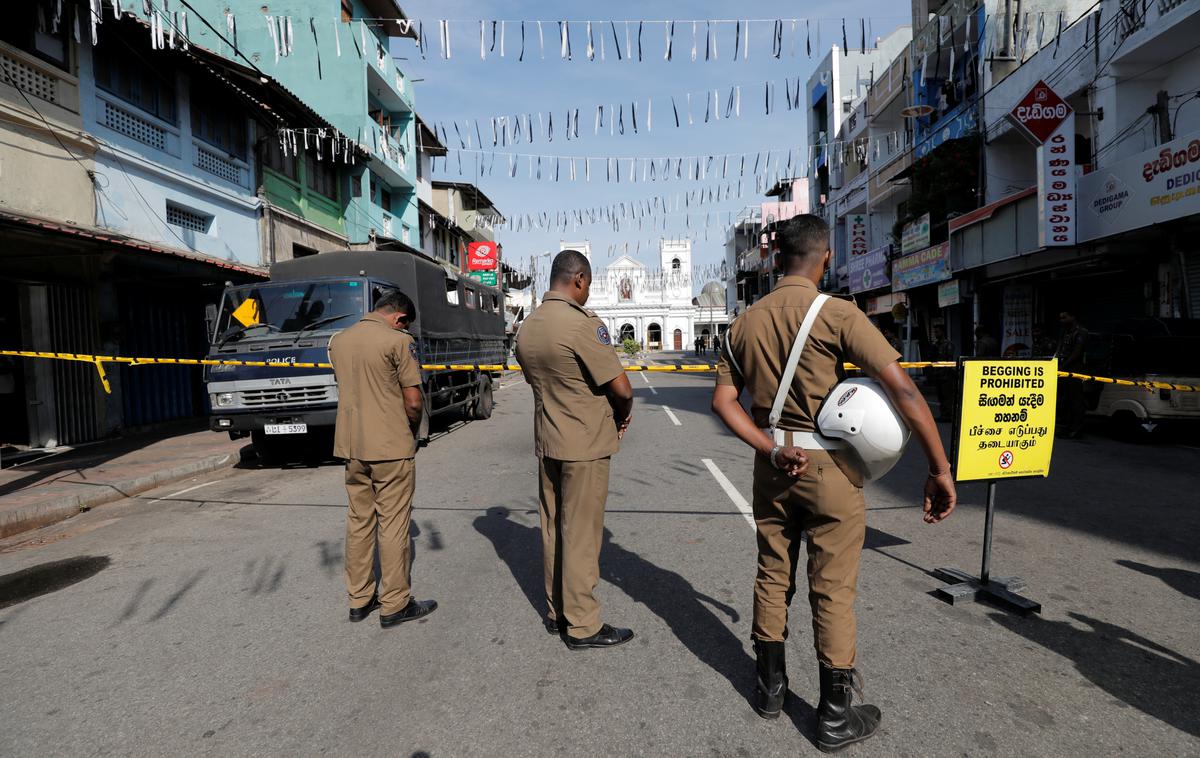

{"left": 466, "top": 241, "right": 498, "bottom": 271}
{"left": 1008, "top": 80, "right": 1073, "bottom": 145}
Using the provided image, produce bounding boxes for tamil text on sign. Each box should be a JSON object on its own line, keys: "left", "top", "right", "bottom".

{"left": 956, "top": 359, "right": 1058, "bottom": 481}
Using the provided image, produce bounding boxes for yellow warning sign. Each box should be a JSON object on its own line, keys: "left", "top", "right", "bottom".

{"left": 955, "top": 359, "right": 1058, "bottom": 481}
{"left": 230, "top": 297, "right": 261, "bottom": 328}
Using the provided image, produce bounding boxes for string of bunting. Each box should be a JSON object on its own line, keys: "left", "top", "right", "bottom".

{"left": 430, "top": 144, "right": 813, "bottom": 189}
{"left": 430, "top": 77, "right": 811, "bottom": 149}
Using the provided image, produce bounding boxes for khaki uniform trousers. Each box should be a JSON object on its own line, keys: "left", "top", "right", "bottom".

{"left": 538, "top": 456, "right": 611, "bottom": 638}
{"left": 344, "top": 458, "right": 416, "bottom": 614}
{"left": 750, "top": 448, "right": 866, "bottom": 669}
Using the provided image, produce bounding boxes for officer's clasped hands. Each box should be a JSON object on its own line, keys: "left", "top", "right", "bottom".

{"left": 773, "top": 446, "right": 809, "bottom": 478}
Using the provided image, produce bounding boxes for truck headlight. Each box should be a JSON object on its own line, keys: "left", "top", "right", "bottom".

{"left": 214, "top": 392, "right": 235, "bottom": 407}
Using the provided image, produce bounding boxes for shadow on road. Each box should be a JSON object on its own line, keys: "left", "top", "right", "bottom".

{"left": 473, "top": 506, "right": 821, "bottom": 743}
{"left": 0, "top": 555, "right": 112, "bottom": 610}
{"left": 1114, "top": 559, "right": 1200, "bottom": 602}
{"left": 989, "top": 611, "right": 1200, "bottom": 737}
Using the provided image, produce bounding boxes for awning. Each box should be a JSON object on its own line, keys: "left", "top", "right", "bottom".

{"left": 0, "top": 209, "right": 267, "bottom": 280}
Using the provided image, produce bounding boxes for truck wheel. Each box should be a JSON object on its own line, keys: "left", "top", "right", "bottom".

{"left": 251, "top": 431, "right": 284, "bottom": 465}
{"left": 471, "top": 375, "right": 494, "bottom": 420}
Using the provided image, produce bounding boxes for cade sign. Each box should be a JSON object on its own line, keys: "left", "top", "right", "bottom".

{"left": 1008, "top": 80, "right": 1075, "bottom": 247}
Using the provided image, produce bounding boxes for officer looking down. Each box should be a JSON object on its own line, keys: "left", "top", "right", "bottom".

{"left": 515, "top": 250, "right": 637, "bottom": 650}
{"left": 710, "top": 214, "right": 958, "bottom": 753}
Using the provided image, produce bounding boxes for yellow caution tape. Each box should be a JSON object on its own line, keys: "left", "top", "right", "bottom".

{"left": 3, "top": 350, "right": 1199, "bottom": 394}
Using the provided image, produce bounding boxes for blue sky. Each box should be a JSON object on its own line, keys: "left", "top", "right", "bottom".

{"left": 394, "top": 1, "right": 908, "bottom": 288}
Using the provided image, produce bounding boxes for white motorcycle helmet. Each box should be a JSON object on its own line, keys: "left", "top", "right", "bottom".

{"left": 816, "top": 378, "right": 911, "bottom": 483}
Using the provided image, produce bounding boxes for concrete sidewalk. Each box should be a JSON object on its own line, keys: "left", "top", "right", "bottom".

{"left": 0, "top": 426, "right": 245, "bottom": 538}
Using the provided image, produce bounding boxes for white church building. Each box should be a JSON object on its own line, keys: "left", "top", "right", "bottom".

{"left": 560, "top": 239, "right": 728, "bottom": 352}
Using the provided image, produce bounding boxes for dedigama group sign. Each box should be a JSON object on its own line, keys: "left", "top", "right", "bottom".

{"left": 1078, "top": 130, "right": 1200, "bottom": 242}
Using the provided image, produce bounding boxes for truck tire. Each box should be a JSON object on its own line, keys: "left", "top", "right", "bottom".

{"left": 251, "top": 431, "right": 284, "bottom": 465}
{"left": 471, "top": 375, "right": 494, "bottom": 420}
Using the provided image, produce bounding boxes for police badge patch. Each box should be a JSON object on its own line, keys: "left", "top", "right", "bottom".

{"left": 409, "top": 342, "right": 420, "bottom": 361}
{"left": 597, "top": 325, "right": 612, "bottom": 346}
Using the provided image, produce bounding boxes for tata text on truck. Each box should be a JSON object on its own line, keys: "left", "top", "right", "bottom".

{"left": 204, "top": 249, "right": 506, "bottom": 454}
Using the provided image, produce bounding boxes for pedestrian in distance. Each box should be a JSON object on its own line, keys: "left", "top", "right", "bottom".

{"left": 974, "top": 325, "right": 1000, "bottom": 357}
{"left": 1055, "top": 309, "right": 1089, "bottom": 439}
{"left": 931, "top": 325, "right": 958, "bottom": 422}
{"left": 710, "top": 214, "right": 957, "bottom": 753}
{"left": 695, "top": 336, "right": 703, "bottom": 356}
{"left": 328, "top": 289, "right": 437, "bottom": 628}
{"left": 515, "top": 250, "right": 636, "bottom": 649}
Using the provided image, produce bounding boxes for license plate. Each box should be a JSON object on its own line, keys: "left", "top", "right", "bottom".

{"left": 264, "top": 423, "right": 307, "bottom": 435}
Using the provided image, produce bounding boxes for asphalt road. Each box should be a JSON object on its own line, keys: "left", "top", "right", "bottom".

{"left": 1, "top": 370, "right": 1198, "bottom": 757}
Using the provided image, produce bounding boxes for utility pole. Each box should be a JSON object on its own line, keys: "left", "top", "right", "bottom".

{"left": 1155, "top": 90, "right": 1173, "bottom": 144}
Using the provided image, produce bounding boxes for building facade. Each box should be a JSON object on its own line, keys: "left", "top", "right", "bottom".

{"left": 561, "top": 240, "right": 728, "bottom": 351}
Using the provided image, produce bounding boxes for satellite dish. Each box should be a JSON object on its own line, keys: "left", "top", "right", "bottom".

{"left": 900, "top": 104, "right": 935, "bottom": 118}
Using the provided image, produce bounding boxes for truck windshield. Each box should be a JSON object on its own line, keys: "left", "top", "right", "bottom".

{"left": 213, "top": 280, "right": 365, "bottom": 344}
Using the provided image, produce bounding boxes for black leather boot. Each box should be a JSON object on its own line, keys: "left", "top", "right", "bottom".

{"left": 816, "top": 664, "right": 881, "bottom": 753}
{"left": 753, "top": 639, "right": 788, "bottom": 719}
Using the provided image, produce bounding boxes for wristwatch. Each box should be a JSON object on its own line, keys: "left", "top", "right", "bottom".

{"left": 769, "top": 445, "right": 783, "bottom": 469}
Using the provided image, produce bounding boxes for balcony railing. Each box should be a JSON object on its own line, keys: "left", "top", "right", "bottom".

{"left": 913, "top": 0, "right": 977, "bottom": 58}
{"left": 1119, "top": 0, "right": 1189, "bottom": 41}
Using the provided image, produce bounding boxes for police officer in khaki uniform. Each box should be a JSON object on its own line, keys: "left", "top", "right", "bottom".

{"left": 515, "top": 250, "right": 636, "bottom": 649}
{"left": 329, "top": 289, "right": 437, "bottom": 628}
{"left": 711, "top": 215, "right": 957, "bottom": 752}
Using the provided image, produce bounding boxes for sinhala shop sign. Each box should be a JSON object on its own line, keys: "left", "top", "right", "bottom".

{"left": 1007, "top": 80, "right": 1072, "bottom": 145}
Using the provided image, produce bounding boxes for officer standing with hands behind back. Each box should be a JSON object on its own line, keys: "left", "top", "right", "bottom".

{"left": 516, "top": 250, "right": 636, "bottom": 649}
{"left": 711, "top": 215, "right": 957, "bottom": 753}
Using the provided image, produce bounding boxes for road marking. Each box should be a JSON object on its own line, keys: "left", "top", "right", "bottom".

{"left": 702, "top": 459, "right": 755, "bottom": 529}
{"left": 498, "top": 374, "right": 525, "bottom": 391}
{"left": 662, "top": 405, "right": 681, "bottom": 426}
{"left": 640, "top": 372, "right": 658, "bottom": 394}
{"left": 149, "top": 480, "right": 221, "bottom": 505}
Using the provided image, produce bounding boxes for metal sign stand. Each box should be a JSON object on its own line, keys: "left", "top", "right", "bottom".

{"left": 933, "top": 480, "right": 1041, "bottom": 614}
{"left": 936, "top": 358, "right": 1041, "bottom": 614}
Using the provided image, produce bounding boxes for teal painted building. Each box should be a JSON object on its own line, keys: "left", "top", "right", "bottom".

{"left": 123, "top": 1, "right": 419, "bottom": 250}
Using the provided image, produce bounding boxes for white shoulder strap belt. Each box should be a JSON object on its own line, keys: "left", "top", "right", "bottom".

{"left": 766, "top": 294, "right": 842, "bottom": 450}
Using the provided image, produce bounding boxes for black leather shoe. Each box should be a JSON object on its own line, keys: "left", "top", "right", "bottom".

{"left": 816, "top": 664, "right": 882, "bottom": 753}
{"left": 564, "top": 623, "right": 634, "bottom": 649}
{"left": 753, "top": 639, "right": 788, "bottom": 719}
{"left": 348, "top": 595, "right": 380, "bottom": 622}
{"left": 544, "top": 617, "right": 564, "bottom": 635}
{"left": 379, "top": 598, "right": 437, "bottom": 628}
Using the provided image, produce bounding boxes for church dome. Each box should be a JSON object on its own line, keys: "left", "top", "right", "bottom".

{"left": 696, "top": 281, "right": 724, "bottom": 307}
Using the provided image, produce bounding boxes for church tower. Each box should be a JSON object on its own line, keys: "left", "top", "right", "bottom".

{"left": 660, "top": 239, "right": 692, "bottom": 305}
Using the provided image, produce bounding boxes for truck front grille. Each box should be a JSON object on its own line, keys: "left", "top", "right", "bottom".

{"left": 241, "top": 386, "right": 333, "bottom": 407}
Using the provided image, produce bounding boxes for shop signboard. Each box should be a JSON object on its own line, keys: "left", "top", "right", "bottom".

{"left": 468, "top": 270, "right": 498, "bottom": 287}
{"left": 1008, "top": 80, "right": 1075, "bottom": 246}
{"left": 1077, "top": 130, "right": 1200, "bottom": 242}
{"left": 937, "top": 279, "right": 961, "bottom": 308}
{"left": 891, "top": 242, "right": 951, "bottom": 291}
{"left": 1000, "top": 284, "right": 1033, "bottom": 357}
{"left": 849, "top": 244, "right": 891, "bottom": 294}
{"left": 865, "top": 292, "right": 905, "bottom": 316}
{"left": 466, "top": 241, "right": 499, "bottom": 271}
{"left": 901, "top": 213, "right": 931, "bottom": 255}
{"left": 848, "top": 214, "right": 869, "bottom": 257}
{"left": 955, "top": 359, "right": 1058, "bottom": 481}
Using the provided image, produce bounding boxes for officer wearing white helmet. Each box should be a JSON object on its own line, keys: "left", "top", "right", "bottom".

{"left": 711, "top": 214, "right": 957, "bottom": 753}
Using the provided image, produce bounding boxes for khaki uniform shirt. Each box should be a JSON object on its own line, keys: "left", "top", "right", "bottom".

{"left": 717, "top": 276, "right": 900, "bottom": 431}
{"left": 328, "top": 313, "right": 422, "bottom": 461}
{"left": 515, "top": 292, "right": 624, "bottom": 461}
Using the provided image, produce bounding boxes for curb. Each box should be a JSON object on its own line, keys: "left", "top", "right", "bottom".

{"left": 0, "top": 450, "right": 239, "bottom": 540}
